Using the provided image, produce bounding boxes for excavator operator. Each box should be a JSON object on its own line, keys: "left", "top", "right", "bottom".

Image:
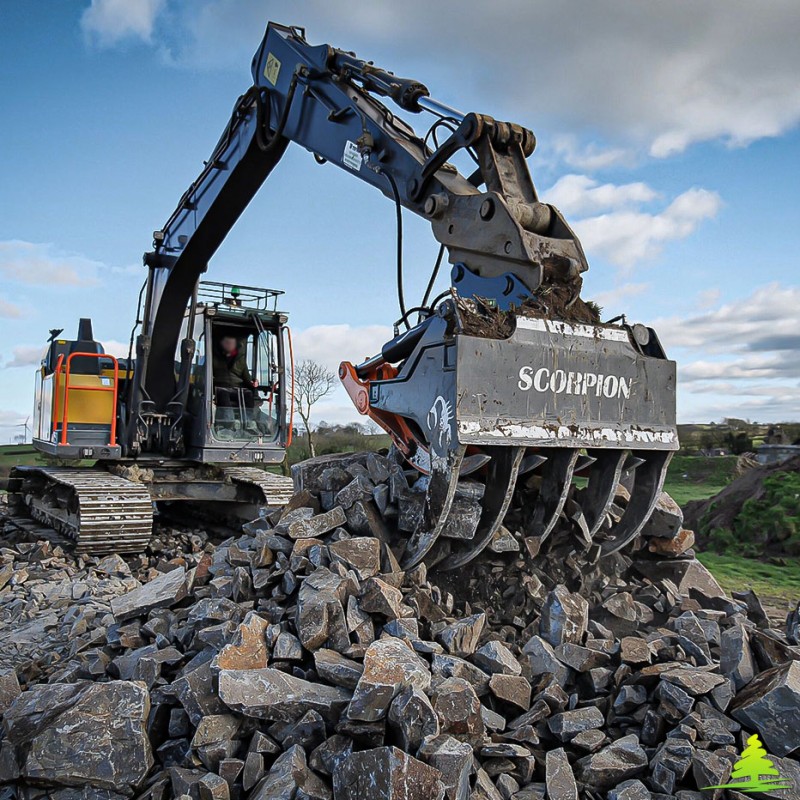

{"left": 213, "top": 335, "right": 259, "bottom": 434}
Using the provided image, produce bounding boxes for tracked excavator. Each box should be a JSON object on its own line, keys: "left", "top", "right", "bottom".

{"left": 9, "top": 22, "right": 677, "bottom": 567}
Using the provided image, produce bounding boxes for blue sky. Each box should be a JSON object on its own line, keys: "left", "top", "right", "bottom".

{"left": 1, "top": 0, "right": 799, "bottom": 441}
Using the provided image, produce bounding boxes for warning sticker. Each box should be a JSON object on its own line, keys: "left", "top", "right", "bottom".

{"left": 264, "top": 53, "right": 281, "bottom": 86}
{"left": 343, "top": 140, "right": 363, "bottom": 171}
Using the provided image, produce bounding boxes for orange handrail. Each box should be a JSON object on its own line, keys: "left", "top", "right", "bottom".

{"left": 59, "top": 352, "right": 119, "bottom": 446}
{"left": 286, "top": 327, "right": 295, "bottom": 448}
{"left": 51, "top": 354, "right": 65, "bottom": 434}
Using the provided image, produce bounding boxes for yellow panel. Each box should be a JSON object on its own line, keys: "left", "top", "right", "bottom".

{"left": 54, "top": 374, "right": 116, "bottom": 426}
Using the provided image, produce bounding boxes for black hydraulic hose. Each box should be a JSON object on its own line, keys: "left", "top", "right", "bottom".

{"left": 380, "top": 169, "right": 409, "bottom": 330}
{"left": 254, "top": 75, "right": 298, "bottom": 154}
{"left": 421, "top": 244, "right": 445, "bottom": 312}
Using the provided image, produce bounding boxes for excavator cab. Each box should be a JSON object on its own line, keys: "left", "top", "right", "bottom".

{"left": 183, "top": 281, "right": 291, "bottom": 464}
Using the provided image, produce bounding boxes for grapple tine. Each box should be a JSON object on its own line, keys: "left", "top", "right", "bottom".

{"left": 599, "top": 450, "right": 672, "bottom": 556}
{"left": 401, "top": 444, "right": 466, "bottom": 569}
{"left": 574, "top": 454, "right": 597, "bottom": 474}
{"left": 438, "top": 446, "right": 525, "bottom": 571}
{"left": 582, "top": 449, "right": 627, "bottom": 537}
{"left": 459, "top": 452, "right": 493, "bottom": 476}
{"left": 519, "top": 453, "right": 547, "bottom": 476}
{"left": 526, "top": 448, "right": 580, "bottom": 544}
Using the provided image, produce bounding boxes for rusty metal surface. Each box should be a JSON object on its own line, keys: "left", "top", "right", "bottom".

{"left": 455, "top": 317, "right": 677, "bottom": 450}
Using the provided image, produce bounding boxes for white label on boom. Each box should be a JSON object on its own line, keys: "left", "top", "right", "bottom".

{"left": 343, "top": 141, "right": 363, "bottom": 171}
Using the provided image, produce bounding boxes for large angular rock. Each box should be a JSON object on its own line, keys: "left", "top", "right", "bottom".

{"left": 419, "top": 735, "right": 472, "bottom": 800}
{"left": 348, "top": 638, "right": 431, "bottom": 721}
{"left": 288, "top": 506, "right": 347, "bottom": 539}
{"left": 314, "top": 649, "right": 365, "bottom": 690}
{"left": 333, "top": 746, "right": 445, "bottom": 799}
{"left": 545, "top": 748, "right": 578, "bottom": 800}
{"left": 574, "top": 734, "right": 648, "bottom": 789}
{"left": 218, "top": 667, "right": 350, "bottom": 723}
{"left": 540, "top": 586, "right": 588, "bottom": 647}
{"left": 296, "top": 567, "right": 350, "bottom": 652}
{"left": 720, "top": 624, "right": 755, "bottom": 690}
{"left": 388, "top": 686, "right": 439, "bottom": 752}
{"left": 522, "top": 636, "right": 570, "bottom": 685}
{"left": 548, "top": 707, "right": 605, "bottom": 742}
{"left": 472, "top": 641, "right": 522, "bottom": 676}
{"left": 641, "top": 492, "right": 683, "bottom": 538}
{"left": 214, "top": 611, "right": 269, "bottom": 671}
{"left": 329, "top": 537, "right": 381, "bottom": 580}
{"left": 0, "top": 669, "right": 21, "bottom": 715}
{"left": 436, "top": 614, "right": 486, "bottom": 657}
{"left": 433, "top": 677, "right": 485, "bottom": 747}
{"left": 731, "top": 659, "right": 800, "bottom": 755}
{"left": 249, "top": 744, "right": 331, "bottom": 800}
{"left": 111, "top": 567, "right": 188, "bottom": 622}
{"left": 3, "top": 680, "right": 153, "bottom": 795}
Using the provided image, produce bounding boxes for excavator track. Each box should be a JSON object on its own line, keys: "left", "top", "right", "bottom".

{"left": 220, "top": 467, "right": 295, "bottom": 508}
{"left": 8, "top": 467, "right": 153, "bottom": 555}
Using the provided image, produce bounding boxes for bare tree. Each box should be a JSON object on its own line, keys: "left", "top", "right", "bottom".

{"left": 293, "top": 359, "right": 337, "bottom": 457}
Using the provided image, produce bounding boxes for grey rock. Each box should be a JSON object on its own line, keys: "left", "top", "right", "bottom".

{"left": 296, "top": 567, "right": 349, "bottom": 652}
{"left": 309, "top": 734, "right": 354, "bottom": 777}
{"left": 314, "top": 648, "right": 365, "bottom": 689}
{"left": 661, "top": 667, "right": 725, "bottom": 697}
{"left": 288, "top": 506, "right": 347, "bottom": 539}
{"left": 620, "top": 636, "right": 651, "bottom": 665}
{"left": 691, "top": 750, "right": 731, "bottom": 800}
{"left": 191, "top": 714, "right": 240, "bottom": 748}
{"left": 613, "top": 684, "right": 647, "bottom": 714}
{"left": 388, "top": 685, "right": 439, "bottom": 752}
{"left": 0, "top": 669, "right": 21, "bottom": 715}
{"left": 198, "top": 773, "right": 230, "bottom": 800}
{"left": 521, "top": 636, "right": 570, "bottom": 685}
{"left": 548, "top": 706, "right": 605, "bottom": 742}
{"left": 329, "top": 537, "right": 381, "bottom": 580}
{"left": 335, "top": 476, "right": 374, "bottom": 510}
{"left": 608, "top": 779, "right": 651, "bottom": 800}
{"left": 574, "top": 734, "right": 648, "bottom": 789}
{"left": 540, "top": 586, "right": 588, "bottom": 648}
{"left": 554, "top": 643, "right": 609, "bottom": 672}
{"left": 419, "top": 735, "right": 472, "bottom": 800}
{"left": 218, "top": 667, "right": 350, "bottom": 723}
{"left": 431, "top": 653, "right": 491, "bottom": 695}
{"left": 111, "top": 568, "right": 188, "bottom": 622}
{"left": 436, "top": 613, "right": 486, "bottom": 657}
{"left": 545, "top": 748, "right": 578, "bottom": 800}
{"left": 731, "top": 659, "right": 800, "bottom": 755}
{"left": 4, "top": 680, "right": 152, "bottom": 794}
{"left": 472, "top": 641, "right": 522, "bottom": 676}
{"left": 488, "top": 674, "right": 531, "bottom": 710}
{"left": 249, "top": 744, "right": 331, "bottom": 800}
{"left": 348, "top": 638, "right": 431, "bottom": 721}
{"left": 333, "top": 746, "right": 445, "bottom": 799}
{"left": 720, "top": 624, "right": 755, "bottom": 690}
{"left": 273, "top": 631, "right": 304, "bottom": 661}
{"left": 641, "top": 492, "right": 683, "bottom": 538}
{"left": 433, "top": 677, "right": 485, "bottom": 747}
{"left": 359, "top": 577, "right": 405, "bottom": 619}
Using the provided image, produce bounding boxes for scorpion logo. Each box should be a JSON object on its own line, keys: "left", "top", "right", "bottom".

{"left": 427, "top": 395, "right": 453, "bottom": 453}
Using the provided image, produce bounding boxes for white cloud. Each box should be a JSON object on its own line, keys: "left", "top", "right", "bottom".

{"left": 0, "top": 299, "right": 24, "bottom": 319}
{"left": 654, "top": 284, "right": 800, "bottom": 422}
{"left": 81, "top": 0, "right": 165, "bottom": 47}
{"left": 128, "top": 1, "right": 800, "bottom": 158}
{"left": 0, "top": 241, "right": 102, "bottom": 287}
{"left": 552, "top": 137, "right": 632, "bottom": 172}
{"left": 546, "top": 175, "right": 658, "bottom": 217}
{"left": 572, "top": 188, "right": 722, "bottom": 269}
{"left": 591, "top": 282, "right": 650, "bottom": 314}
{"left": 292, "top": 323, "right": 393, "bottom": 374}
{"left": 5, "top": 345, "right": 43, "bottom": 369}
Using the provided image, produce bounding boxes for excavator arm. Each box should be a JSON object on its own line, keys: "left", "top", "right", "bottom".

{"left": 131, "top": 22, "right": 585, "bottom": 436}
{"left": 129, "top": 21, "right": 677, "bottom": 571}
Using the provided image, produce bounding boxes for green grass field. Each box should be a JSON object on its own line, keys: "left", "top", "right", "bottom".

{"left": 663, "top": 454, "right": 738, "bottom": 506}
{"left": 697, "top": 552, "right": 800, "bottom": 605}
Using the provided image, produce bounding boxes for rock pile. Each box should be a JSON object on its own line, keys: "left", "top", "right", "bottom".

{"left": 1, "top": 451, "right": 799, "bottom": 799}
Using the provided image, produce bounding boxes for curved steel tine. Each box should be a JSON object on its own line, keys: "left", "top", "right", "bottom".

{"left": 582, "top": 449, "right": 627, "bottom": 537}
{"left": 438, "top": 446, "right": 525, "bottom": 571}
{"left": 401, "top": 445, "right": 466, "bottom": 569}
{"left": 574, "top": 454, "right": 597, "bottom": 474}
{"left": 600, "top": 450, "right": 673, "bottom": 556}
{"left": 527, "top": 448, "right": 580, "bottom": 544}
{"left": 459, "top": 452, "right": 493, "bottom": 476}
{"left": 519, "top": 453, "right": 547, "bottom": 476}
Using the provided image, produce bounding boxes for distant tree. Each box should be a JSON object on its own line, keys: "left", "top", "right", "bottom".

{"left": 294, "top": 360, "right": 337, "bottom": 458}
